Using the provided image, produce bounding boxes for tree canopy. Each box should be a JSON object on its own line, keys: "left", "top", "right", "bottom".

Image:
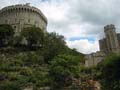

{"left": 49, "top": 54, "right": 81, "bottom": 89}
{"left": 99, "top": 54, "right": 120, "bottom": 90}
{"left": 0, "top": 24, "right": 14, "bottom": 47}
{"left": 0, "top": 24, "right": 84, "bottom": 90}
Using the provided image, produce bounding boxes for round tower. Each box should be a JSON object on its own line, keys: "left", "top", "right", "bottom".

{"left": 0, "top": 4, "right": 47, "bottom": 34}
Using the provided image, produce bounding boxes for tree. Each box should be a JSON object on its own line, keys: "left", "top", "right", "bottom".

{"left": 21, "top": 26, "right": 45, "bottom": 49}
{"left": 0, "top": 25, "right": 84, "bottom": 89}
{"left": 99, "top": 54, "right": 120, "bottom": 90}
{"left": 42, "top": 32, "right": 68, "bottom": 63}
{"left": 0, "top": 24, "right": 14, "bottom": 47}
{"left": 49, "top": 54, "right": 81, "bottom": 89}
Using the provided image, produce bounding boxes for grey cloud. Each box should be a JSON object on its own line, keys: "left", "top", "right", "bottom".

{"left": 69, "top": 0, "right": 119, "bottom": 24}
{"left": 62, "top": 0, "right": 120, "bottom": 39}
{"left": 0, "top": 0, "right": 120, "bottom": 53}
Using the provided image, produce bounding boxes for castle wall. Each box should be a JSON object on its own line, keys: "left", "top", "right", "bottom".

{"left": 85, "top": 24, "right": 120, "bottom": 67}
{"left": 117, "top": 34, "right": 120, "bottom": 47}
{"left": 85, "top": 51, "right": 106, "bottom": 67}
{"left": 99, "top": 38, "right": 108, "bottom": 53}
{"left": 104, "top": 25, "right": 119, "bottom": 53}
{"left": 0, "top": 4, "right": 47, "bottom": 34}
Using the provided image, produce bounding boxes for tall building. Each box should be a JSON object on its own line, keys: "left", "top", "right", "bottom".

{"left": 99, "top": 24, "right": 120, "bottom": 54}
{"left": 85, "top": 24, "right": 120, "bottom": 67}
{"left": 0, "top": 3, "right": 47, "bottom": 34}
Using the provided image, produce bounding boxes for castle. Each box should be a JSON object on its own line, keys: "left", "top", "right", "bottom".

{"left": 85, "top": 24, "right": 120, "bottom": 67}
{"left": 99, "top": 24, "right": 120, "bottom": 54}
{"left": 0, "top": 4, "right": 119, "bottom": 68}
{"left": 0, "top": 3, "right": 47, "bottom": 34}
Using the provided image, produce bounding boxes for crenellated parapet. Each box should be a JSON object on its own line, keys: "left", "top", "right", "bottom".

{"left": 0, "top": 4, "right": 47, "bottom": 24}
{"left": 85, "top": 24, "right": 120, "bottom": 67}
{"left": 104, "top": 24, "right": 115, "bottom": 32}
{"left": 102, "top": 24, "right": 120, "bottom": 53}
{"left": 0, "top": 3, "right": 47, "bottom": 33}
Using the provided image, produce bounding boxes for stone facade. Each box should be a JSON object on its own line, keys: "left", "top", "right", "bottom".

{"left": 85, "top": 24, "right": 120, "bottom": 67}
{"left": 0, "top": 3, "right": 47, "bottom": 34}
{"left": 85, "top": 51, "right": 106, "bottom": 67}
{"left": 99, "top": 24, "right": 120, "bottom": 54}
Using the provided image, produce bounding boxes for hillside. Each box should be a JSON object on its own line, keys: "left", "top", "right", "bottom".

{"left": 0, "top": 24, "right": 84, "bottom": 90}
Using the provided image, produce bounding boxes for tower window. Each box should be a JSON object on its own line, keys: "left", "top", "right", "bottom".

{"left": 14, "top": 26, "right": 16, "bottom": 29}
{"left": 28, "top": 19, "right": 30, "bottom": 23}
{"left": 5, "top": 20, "right": 8, "bottom": 24}
{"left": 15, "top": 18, "right": 17, "bottom": 22}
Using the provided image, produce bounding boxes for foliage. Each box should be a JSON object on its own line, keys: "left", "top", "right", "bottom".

{"left": 42, "top": 32, "right": 84, "bottom": 63}
{"left": 42, "top": 32, "right": 67, "bottom": 63}
{"left": 0, "top": 24, "right": 14, "bottom": 47}
{"left": 0, "top": 25, "right": 84, "bottom": 89}
{"left": 49, "top": 54, "right": 82, "bottom": 89}
{"left": 98, "top": 54, "right": 120, "bottom": 90}
{"left": 20, "top": 27, "right": 45, "bottom": 49}
{"left": 0, "top": 52, "right": 50, "bottom": 89}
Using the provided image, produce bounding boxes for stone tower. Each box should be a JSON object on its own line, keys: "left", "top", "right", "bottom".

{"left": 0, "top": 4, "right": 47, "bottom": 34}
{"left": 104, "top": 24, "right": 119, "bottom": 53}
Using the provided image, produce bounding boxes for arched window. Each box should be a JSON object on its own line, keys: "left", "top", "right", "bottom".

{"left": 28, "top": 19, "right": 30, "bottom": 23}
{"left": 22, "top": 8, "right": 24, "bottom": 11}
{"left": 27, "top": 8, "right": 29, "bottom": 12}
{"left": 19, "top": 8, "right": 21, "bottom": 12}
{"left": 25, "top": 8, "right": 27, "bottom": 12}
{"left": 14, "top": 25, "right": 16, "bottom": 29}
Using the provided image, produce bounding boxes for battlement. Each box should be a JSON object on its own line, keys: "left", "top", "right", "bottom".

{"left": 0, "top": 4, "right": 47, "bottom": 33}
{"left": 0, "top": 4, "right": 47, "bottom": 24}
{"left": 85, "top": 24, "right": 120, "bottom": 67}
{"left": 104, "top": 24, "right": 115, "bottom": 31}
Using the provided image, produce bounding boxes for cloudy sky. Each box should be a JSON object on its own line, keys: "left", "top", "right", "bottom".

{"left": 0, "top": 0, "right": 120, "bottom": 54}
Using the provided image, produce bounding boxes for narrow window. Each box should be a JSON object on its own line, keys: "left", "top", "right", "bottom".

{"left": 28, "top": 19, "right": 30, "bottom": 23}
{"left": 14, "top": 26, "right": 16, "bottom": 29}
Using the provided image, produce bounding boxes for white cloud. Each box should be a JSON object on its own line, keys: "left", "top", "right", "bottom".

{"left": 66, "top": 39, "right": 99, "bottom": 54}
{"left": 0, "top": 0, "right": 120, "bottom": 54}
{"left": 37, "top": 1, "right": 69, "bottom": 22}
